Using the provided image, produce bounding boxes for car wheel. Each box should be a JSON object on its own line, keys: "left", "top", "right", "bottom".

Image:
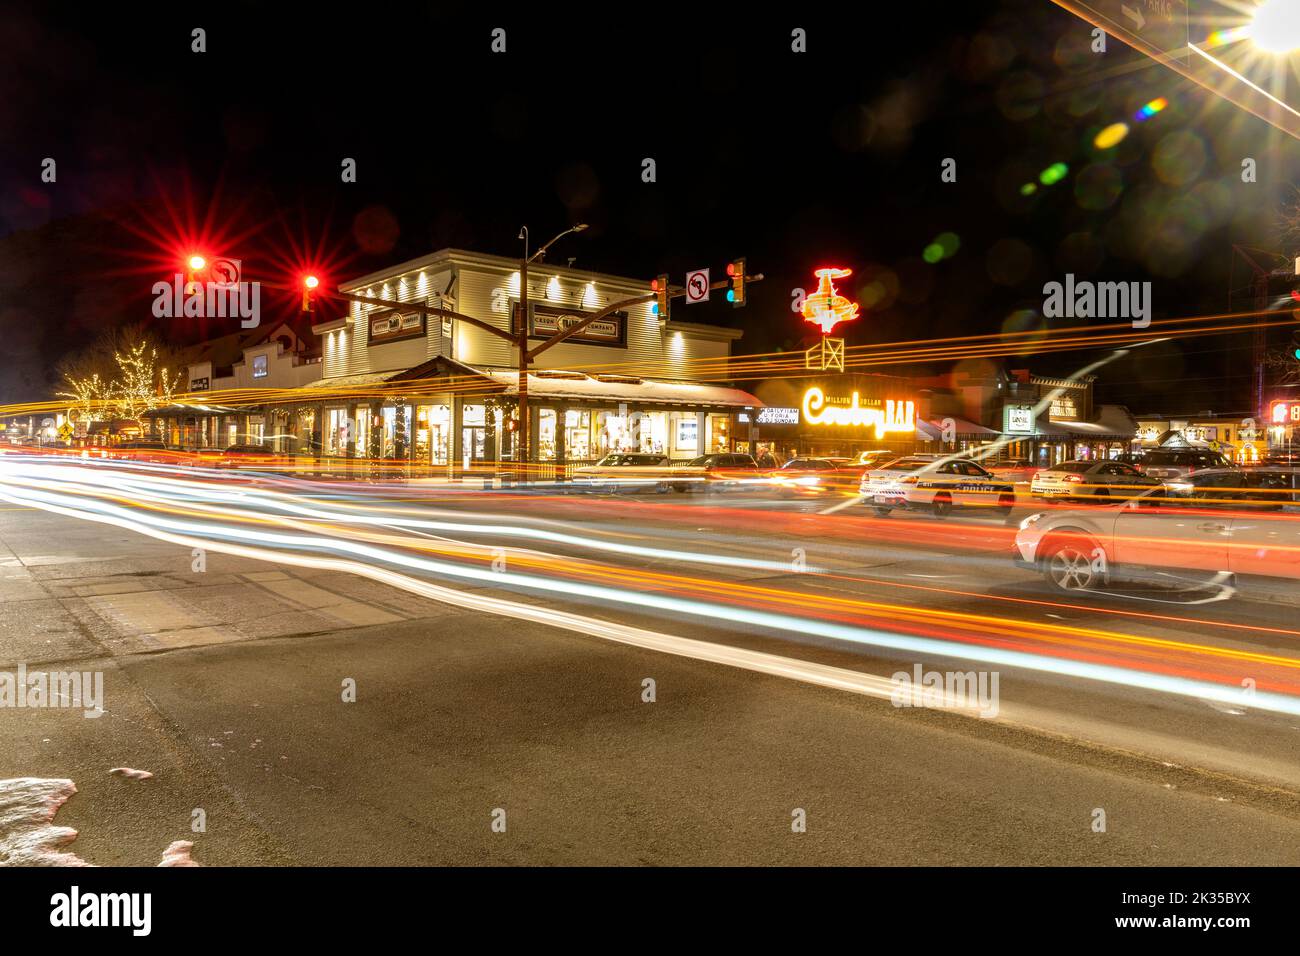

{"left": 931, "top": 494, "right": 952, "bottom": 518}
{"left": 1092, "top": 486, "right": 1109, "bottom": 504}
{"left": 655, "top": 482, "right": 671, "bottom": 494}
{"left": 1042, "top": 537, "right": 1103, "bottom": 592}
{"left": 873, "top": 505, "right": 892, "bottom": 517}
{"left": 997, "top": 492, "right": 1015, "bottom": 514}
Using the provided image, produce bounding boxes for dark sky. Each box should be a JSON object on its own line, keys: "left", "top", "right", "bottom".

{"left": 1, "top": 0, "right": 1297, "bottom": 412}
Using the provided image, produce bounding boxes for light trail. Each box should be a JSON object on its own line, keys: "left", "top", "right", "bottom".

{"left": 4, "top": 458, "right": 1300, "bottom": 715}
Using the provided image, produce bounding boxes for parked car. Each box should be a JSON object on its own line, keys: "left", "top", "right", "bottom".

{"left": 1030, "top": 459, "right": 1158, "bottom": 503}
{"left": 670, "top": 453, "right": 760, "bottom": 492}
{"left": 571, "top": 453, "right": 673, "bottom": 492}
{"left": 860, "top": 455, "right": 1015, "bottom": 518}
{"left": 108, "top": 440, "right": 174, "bottom": 465}
{"left": 770, "top": 457, "right": 866, "bottom": 494}
{"left": 213, "top": 443, "right": 281, "bottom": 470}
{"left": 852, "top": 449, "right": 901, "bottom": 469}
{"left": 986, "top": 458, "right": 1040, "bottom": 484}
{"left": 1015, "top": 481, "right": 1300, "bottom": 599}
{"left": 1135, "top": 448, "right": 1233, "bottom": 481}
{"left": 1161, "top": 466, "right": 1300, "bottom": 508}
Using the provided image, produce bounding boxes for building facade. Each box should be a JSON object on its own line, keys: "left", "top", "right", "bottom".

{"left": 277, "top": 249, "right": 756, "bottom": 472}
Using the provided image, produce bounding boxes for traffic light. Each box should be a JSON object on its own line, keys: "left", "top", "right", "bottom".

{"left": 1292, "top": 329, "right": 1300, "bottom": 361}
{"left": 651, "top": 274, "right": 670, "bottom": 323}
{"left": 302, "top": 274, "right": 319, "bottom": 313}
{"left": 726, "top": 258, "right": 746, "bottom": 307}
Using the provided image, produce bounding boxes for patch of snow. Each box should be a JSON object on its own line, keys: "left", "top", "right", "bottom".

{"left": 0, "top": 777, "right": 93, "bottom": 867}
{"left": 109, "top": 768, "right": 153, "bottom": 780}
{"left": 157, "top": 840, "right": 199, "bottom": 867}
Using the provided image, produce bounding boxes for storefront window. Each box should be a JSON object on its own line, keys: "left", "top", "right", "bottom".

{"left": 565, "top": 409, "right": 591, "bottom": 460}
{"left": 462, "top": 404, "right": 486, "bottom": 462}
{"left": 325, "top": 408, "right": 350, "bottom": 457}
{"left": 640, "top": 411, "right": 668, "bottom": 455}
{"left": 707, "top": 413, "right": 729, "bottom": 452}
{"left": 430, "top": 404, "right": 450, "bottom": 464}
{"left": 355, "top": 406, "right": 370, "bottom": 459}
{"left": 538, "top": 408, "right": 557, "bottom": 461}
{"left": 672, "top": 414, "right": 699, "bottom": 457}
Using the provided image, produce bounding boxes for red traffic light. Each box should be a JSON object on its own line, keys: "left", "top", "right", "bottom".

{"left": 304, "top": 275, "right": 320, "bottom": 289}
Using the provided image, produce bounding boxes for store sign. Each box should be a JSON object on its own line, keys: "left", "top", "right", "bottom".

{"left": 1271, "top": 400, "right": 1300, "bottom": 424}
{"left": 189, "top": 377, "right": 209, "bottom": 391}
{"left": 369, "top": 309, "right": 425, "bottom": 344}
{"left": 757, "top": 407, "right": 800, "bottom": 426}
{"left": 1005, "top": 405, "right": 1034, "bottom": 434}
{"left": 676, "top": 418, "right": 698, "bottom": 450}
{"left": 801, "top": 387, "right": 914, "bottom": 438}
{"left": 522, "top": 303, "right": 626, "bottom": 347}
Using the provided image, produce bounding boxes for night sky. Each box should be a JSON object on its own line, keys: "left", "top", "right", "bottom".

{"left": 2, "top": 0, "right": 1297, "bottom": 412}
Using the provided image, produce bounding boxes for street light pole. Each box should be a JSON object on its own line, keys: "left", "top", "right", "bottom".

{"left": 516, "top": 224, "right": 587, "bottom": 476}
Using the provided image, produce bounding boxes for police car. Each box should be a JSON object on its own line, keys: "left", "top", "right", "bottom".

{"left": 860, "top": 455, "right": 1016, "bottom": 518}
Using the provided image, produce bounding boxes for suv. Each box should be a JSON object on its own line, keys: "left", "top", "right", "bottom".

{"left": 1137, "top": 448, "right": 1232, "bottom": 481}
{"left": 671, "top": 453, "right": 759, "bottom": 492}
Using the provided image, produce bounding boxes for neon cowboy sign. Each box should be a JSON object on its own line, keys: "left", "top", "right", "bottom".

{"left": 802, "top": 387, "right": 915, "bottom": 437}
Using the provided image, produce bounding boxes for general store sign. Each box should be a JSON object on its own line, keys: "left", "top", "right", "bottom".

{"left": 524, "top": 303, "right": 626, "bottom": 347}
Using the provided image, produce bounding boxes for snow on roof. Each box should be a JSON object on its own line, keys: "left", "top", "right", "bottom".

{"left": 301, "top": 370, "right": 402, "bottom": 388}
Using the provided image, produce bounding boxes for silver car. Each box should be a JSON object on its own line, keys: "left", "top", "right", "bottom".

{"left": 1030, "top": 459, "right": 1158, "bottom": 503}
{"left": 1014, "top": 478, "right": 1300, "bottom": 601}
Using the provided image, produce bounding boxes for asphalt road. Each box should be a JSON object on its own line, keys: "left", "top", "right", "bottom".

{"left": 3, "top": 483, "right": 1300, "bottom": 866}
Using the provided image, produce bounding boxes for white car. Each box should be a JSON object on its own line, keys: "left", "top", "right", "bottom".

{"left": 1030, "top": 459, "right": 1158, "bottom": 503}
{"left": 860, "top": 456, "right": 1016, "bottom": 518}
{"left": 1014, "top": 481, "right": 1300, "bottom": 600}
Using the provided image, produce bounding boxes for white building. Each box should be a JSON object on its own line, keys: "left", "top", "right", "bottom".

{"left": 289, "top": 248, "right": 757, "bottom": 470}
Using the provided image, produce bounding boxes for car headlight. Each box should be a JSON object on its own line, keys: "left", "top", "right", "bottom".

{"left": 1018, "top": 512, "right": 1045, "bottom": 531}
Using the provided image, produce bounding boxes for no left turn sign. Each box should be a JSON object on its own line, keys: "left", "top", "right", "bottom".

{"left": 685, "top": 268, "right": 710, "bottom": 304}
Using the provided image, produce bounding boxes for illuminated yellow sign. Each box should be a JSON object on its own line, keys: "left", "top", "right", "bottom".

{"left": 802, "top": 387, "right": 915, "bottom": 437}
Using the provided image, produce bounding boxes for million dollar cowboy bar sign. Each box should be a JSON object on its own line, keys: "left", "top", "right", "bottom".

{"left": 801, "top": 386, "right": 915, "bottom": 439}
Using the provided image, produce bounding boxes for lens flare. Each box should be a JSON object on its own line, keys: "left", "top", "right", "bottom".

{"left": 1092, "top": 122, "right": 1129, "bottom": 149}
{"left": 1134, "top": 97, "right": 1168, "bottom": 121}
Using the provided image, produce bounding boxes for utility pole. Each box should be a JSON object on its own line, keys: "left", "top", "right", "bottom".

{"left": 516, "top": 224, "right": 588, "bottom": 474}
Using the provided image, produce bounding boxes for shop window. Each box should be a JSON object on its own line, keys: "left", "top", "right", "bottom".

{"left": 538, "top": 408, "right": 557, "bottom": 461}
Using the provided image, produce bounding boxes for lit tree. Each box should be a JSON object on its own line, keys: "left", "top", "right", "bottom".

{"left": 56, "top": 372, "right": 110, "bottom": 423}
{"left": 57, "top": 325, "right": 180, "bottom": 425}
{"left": 111, "top": 341, "right": 178, "bottom": 419}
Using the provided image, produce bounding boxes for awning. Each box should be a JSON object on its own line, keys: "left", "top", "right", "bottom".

{"left": 480, "top": 370, "right": 760, "bottom": 408}
{"left": 1029, "top": 404, "right": 1137, "bottom": 439}
{"left": 139, "top": 403, "right": 242, "bottom": 418}
{"left": 917, "top": 416, "right": 999, "bottom": 440}
{"left": 286, "top": 361, "right": 759, "bottom": 408}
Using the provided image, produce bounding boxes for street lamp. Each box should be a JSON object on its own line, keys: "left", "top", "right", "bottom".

{"left": 516, "top": 224, "right": 588, "bottom": 473}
